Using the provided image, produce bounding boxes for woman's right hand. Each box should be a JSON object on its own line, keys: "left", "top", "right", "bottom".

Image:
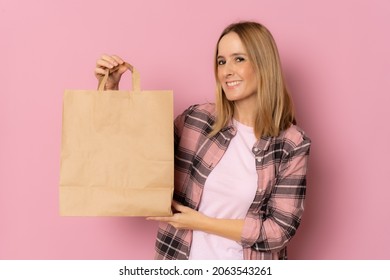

{"left": 94, "top": 54, "right": 128, "bottom": 90}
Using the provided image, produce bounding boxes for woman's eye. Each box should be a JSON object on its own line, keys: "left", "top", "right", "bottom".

{"left": 217, "top": 60, "right": 226, "bottom": 65}
{"left": 235, "top": 57, "right": 245, "bottom": 62}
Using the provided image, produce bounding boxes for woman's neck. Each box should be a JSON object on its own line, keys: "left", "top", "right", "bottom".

{"left": 233, "top": 101, "right": 257, "bottom": 127}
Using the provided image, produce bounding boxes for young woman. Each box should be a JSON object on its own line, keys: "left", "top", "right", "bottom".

{"left": 94, "top": 21, "right": 311, "bottom": 260}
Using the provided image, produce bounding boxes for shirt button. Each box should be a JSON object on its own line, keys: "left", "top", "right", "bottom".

{"left": 256, "top": 157, "right": 262, "bottom": 162}
{"left": 253, "top": 147, "right": 259, "bottom": 152}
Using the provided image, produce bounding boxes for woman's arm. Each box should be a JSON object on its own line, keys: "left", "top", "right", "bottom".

{"left": 241, "top": 134, "right": 311, "bottom": 252}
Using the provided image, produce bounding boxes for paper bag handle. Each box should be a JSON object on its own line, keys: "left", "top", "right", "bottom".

{"left": 98, "top": 62, "right": 141, "bottom": 92}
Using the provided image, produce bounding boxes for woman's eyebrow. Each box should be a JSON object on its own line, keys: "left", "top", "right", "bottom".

{"left": 231, "top": 52, "right": 247, "bottom": 56}
{"left": 217, "top": 52, "right": 247, "bottom": 59}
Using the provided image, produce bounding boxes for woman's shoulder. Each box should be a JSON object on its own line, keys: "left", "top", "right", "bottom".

{"left": 180, "top": 102, "right": 216, "bottom": 118}
{"left": 174, "top": 103, "right": 217, "bottom": 130}
{"left": 277, "top": 124, "right": 311, "bottom": 148}
{"left": 186, "top": 103, "right": 216, "bottom": 114}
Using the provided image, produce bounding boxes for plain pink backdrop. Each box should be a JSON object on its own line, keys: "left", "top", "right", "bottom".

{"left": 1, "top": 0, "right": 389, "bottom": 259}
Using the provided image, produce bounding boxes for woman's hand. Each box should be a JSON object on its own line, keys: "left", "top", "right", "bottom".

{"left": 147, "top": 201, "right": 245, "bottom": 242}
{"left": 94, "top": 54, "right": 128, "bottom": 90}
{"left": 147, "top": 201, "right": 210, "bottom": 230}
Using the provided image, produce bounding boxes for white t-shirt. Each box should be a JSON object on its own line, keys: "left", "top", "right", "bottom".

{"left": 189, "top": 120, "right": 258, "bottom": 259}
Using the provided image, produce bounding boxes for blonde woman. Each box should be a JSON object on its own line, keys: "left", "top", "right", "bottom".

{"left": 95, "top": 21, "right": 311, "bottom": 260}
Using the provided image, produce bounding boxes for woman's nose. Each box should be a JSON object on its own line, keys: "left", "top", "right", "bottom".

{"left": 223, "top": 63, "right": 234, "bottom": 78}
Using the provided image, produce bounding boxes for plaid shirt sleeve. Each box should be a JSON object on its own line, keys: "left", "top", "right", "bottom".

{"left": 241, "top": 126, "right": 311, "bottom": 253}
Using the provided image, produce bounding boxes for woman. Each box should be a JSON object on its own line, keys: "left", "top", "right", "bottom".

{"left": 95, "top": 21, "right": 311, "bottom": 260}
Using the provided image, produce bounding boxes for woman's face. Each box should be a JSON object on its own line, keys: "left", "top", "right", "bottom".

{"left": 217, "top": 32, "right": 258, "bottom": 104}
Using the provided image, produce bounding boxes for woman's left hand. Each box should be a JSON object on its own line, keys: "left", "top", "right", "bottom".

{"left": 147, "top": 201, "right": 209, "bottom": 231}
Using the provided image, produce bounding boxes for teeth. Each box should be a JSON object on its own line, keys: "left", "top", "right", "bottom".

{"left": 227, "top": 81, "right": 240, "bottom": 86}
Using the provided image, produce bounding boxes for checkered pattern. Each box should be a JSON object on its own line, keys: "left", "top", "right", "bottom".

{"left": 154, "top": 103, "right": 311, "bottom": 260}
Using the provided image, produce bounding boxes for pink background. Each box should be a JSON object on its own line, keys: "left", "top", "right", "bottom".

{"left": 1, "top": 0, "right": 389, "bottom": 260}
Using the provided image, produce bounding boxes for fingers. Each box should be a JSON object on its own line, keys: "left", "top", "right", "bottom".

{"left": 97, "top": 54, "right": 123, "bottom": 68}
{"left": 146, "top": 202, "right": 189, "bottom": 225}
{"left": 94, "top": 66, "right": 107, "bottom": 77}
{"left": 94, "top": 54, "right": 125, "bottom": 78}
{"left": 172, "top": 201, "right": 189, "bottom": 213}
{"left": 111, "top": 55, "right": 124, "bottom": 65}
{"left": 146, "top": 214, "right": 179, "bottom": 226}
{"left": 146, "top": 216, "right": 173, "bottom": 222}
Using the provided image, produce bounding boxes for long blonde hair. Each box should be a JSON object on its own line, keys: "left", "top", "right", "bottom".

{"left": 210, "top": 21, "right": 296, "bottom": 138}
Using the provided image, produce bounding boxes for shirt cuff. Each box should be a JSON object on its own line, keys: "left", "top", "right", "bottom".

{"left": 240, "top": 214, "right": 262, "bottom": 247}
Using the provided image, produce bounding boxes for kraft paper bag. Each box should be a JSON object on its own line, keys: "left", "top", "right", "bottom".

{"left": 59, "top": 63, "right": 173, "bottom": 216}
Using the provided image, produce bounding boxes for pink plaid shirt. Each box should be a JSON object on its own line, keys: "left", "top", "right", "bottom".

{"left": 154, "top": 103, "right": 311, "bottom": 260}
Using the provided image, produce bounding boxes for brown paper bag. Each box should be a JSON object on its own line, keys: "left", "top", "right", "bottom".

{"left": 59, "top": 63, "right": 173, "bottom": 216}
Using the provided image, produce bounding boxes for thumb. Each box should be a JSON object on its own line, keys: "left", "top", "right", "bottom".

{"left": 172, "top": 201, "right": 189, "bottom": 213}
{"left": 116, "top": 63, "right": 129, "bottom": 75}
